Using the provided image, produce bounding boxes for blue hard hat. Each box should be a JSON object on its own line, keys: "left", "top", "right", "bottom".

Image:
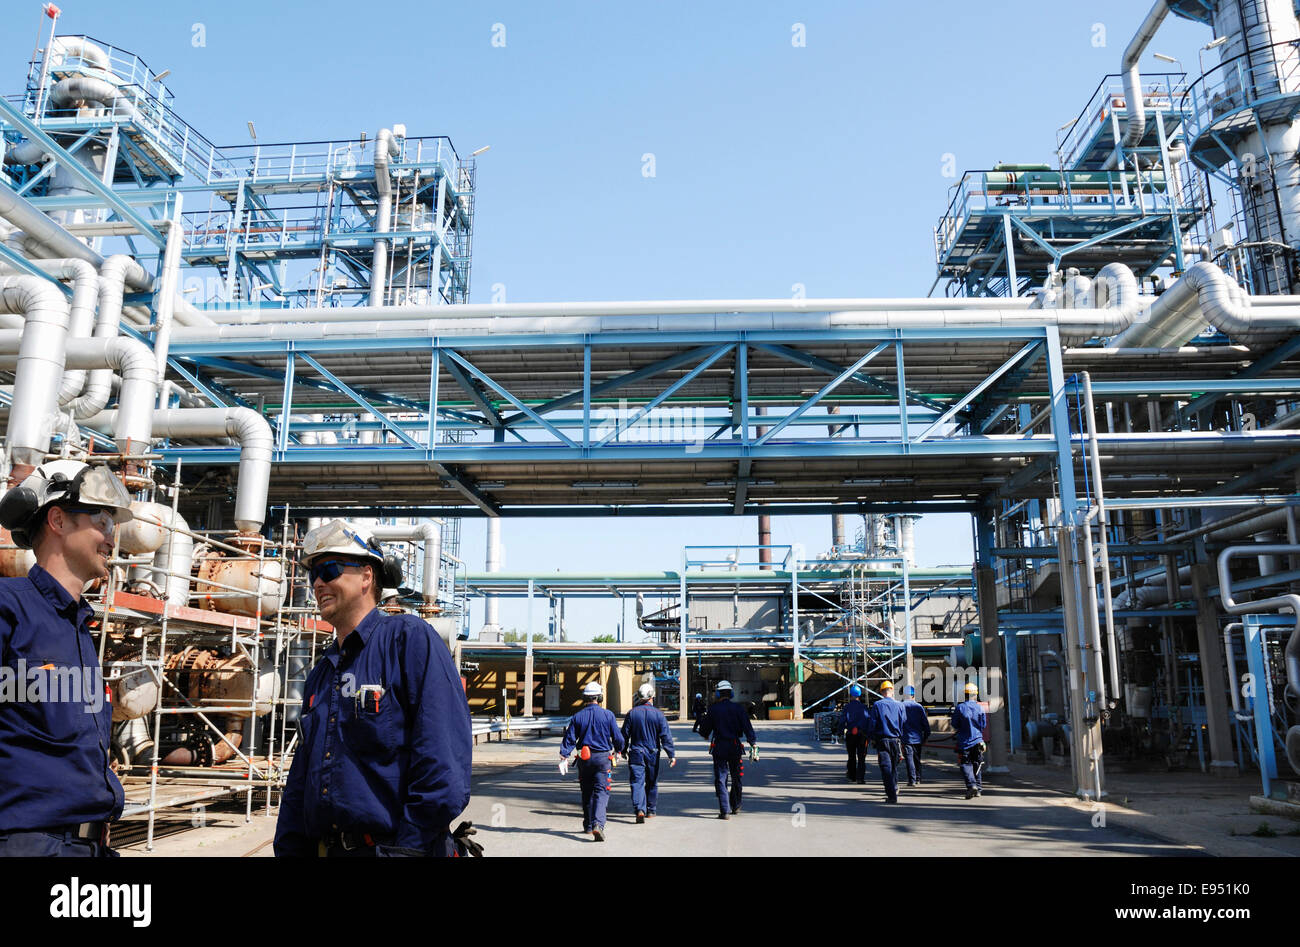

{"left": 848, "top": 684, "right": 863, "bottom": 698}
{"left": 904, "top": 685, "right": 916, "bottom": 697}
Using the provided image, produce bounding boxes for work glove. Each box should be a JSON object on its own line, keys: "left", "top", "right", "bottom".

{"left": 669, "top": 757, "right": 677, "bottom": 768}
{"left": 452, "top": 821, "right": 484, "bottom": 857}
{"left": 748, "top": 743, "right": 760, "bottom": 762}
{"left": 558, "top": 757, "right": 570, "bottom": 776}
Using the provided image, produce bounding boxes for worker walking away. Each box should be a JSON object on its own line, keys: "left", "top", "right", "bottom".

{"left": 866, "top": 680, "right": 907, "bottom": 803}
{"left": 841, "top": 685, "right": 870, "bottom": 783}
{"left": 559, "top": 681, "right": 625, "bottom": 841}
{"left": 0, "top": 461, "right": 134, "bottom": 856}
{"left": 274, "top": 520, "right": 475, "bottom": 857}
{"left": 952, "top": 681, "right": 988, "bottom": 799}
{"left": 620, "top": 682, "right": 676, "bottom": 822}
{"left": 698, "top": 680, "right": 757, "bottom": 819}
{"left": 901, "top": 684, "right": 931, "bottom": 786}
{"left": 691, "top": 692, "right": 706, "bottom": 733}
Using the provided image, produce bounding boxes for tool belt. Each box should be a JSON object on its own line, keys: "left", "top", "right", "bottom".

{"left": 318, "top": 827, "right": 393, "bottom": 853}
{"left": 41, "top": 822, "right": 108, "bottom": 843}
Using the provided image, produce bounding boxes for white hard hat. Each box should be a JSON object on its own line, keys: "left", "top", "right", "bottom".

{"left": 716, "top": 680, "right": 733, "bottom": 693}
{"left": 637, "top": 682, "right": 654, "bottom": 701}
{"left": 582, "top": 682, "right": 603, "bottom": 698}
{"left": 0, "top": 460, "right": 132, "bottom": 549}
{"left": 302, "top": 519, "right": 403, "bottom": 586}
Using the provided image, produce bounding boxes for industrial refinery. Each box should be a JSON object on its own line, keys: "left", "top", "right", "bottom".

{"left": 0, "top": 1, "right": 1296, "bottom": 873}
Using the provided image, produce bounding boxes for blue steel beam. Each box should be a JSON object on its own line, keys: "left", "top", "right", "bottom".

{"left": 753, "top": 342, "right": 952, "bottom": 415}
{"left": 296, "top": 352, "right": 424, "bottom": 450}
{"left": 443, "top": 350, "right": 577, "bottom": 447}
{"left": 442, "top": 353, "right": 505, "bottom": 428}
{"left": 502, "top": 344, "right": 721, "bottom": 427}
{"left": 595, "top": 345, "right": 733, "bottom": 447}
{"left": 0, "top": 98, "right": 165, "bottom": 245}
{"left": 912, "top": 341, "right": 1040, "bottom": 444}
{"left": 271, "top": 501, "right": 981, "bottom": 519}
{"left": 754, "top": 343, "right": 891, "bottom": 446}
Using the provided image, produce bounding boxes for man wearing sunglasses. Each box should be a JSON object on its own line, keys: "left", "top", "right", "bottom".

{"left": 274, "top": 519, "right": 474, "bottom": 857}
{"left": 0, "top": 460, "right": 134, "bottom": 856}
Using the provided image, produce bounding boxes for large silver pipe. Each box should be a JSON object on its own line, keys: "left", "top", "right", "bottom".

{"left": 200, "top": 294, "right": 1035, "bottom": 325}
{"left": 1223, "top": 623, "right": 1249, "bottom": 721}
{"left": 1216, "top": 543, "right": 1300, "bottom": 770}
{"left": 151, "top": 206, "right": 185, "bottom": 395}
{"left": 0, "top": 257, "right": 98, "bottom": 403}
{"left": 1110, "top": 1, "right": 1172, "bottom": 168}
{"left": 369, "top": 128, "right": 400, "bottom": 307}
{"left": 371, "top": 521, "right": 441, "bottom": 603}
{"left": 484, "top": 517, "right": 501, "bottom": 632}
{"left": 67, "top": 255, "right": 149, "bottom": 420}
{"left": 0, "top": 332, "right": 159, "bottom": 454}
{"left": 89, "top": 407, "right": 273, "bottom": 533}
{"left": 1116, "top": 263, "right": 1300, "bottom": 347}
{"left": 0, "top": 276, "right": 69, "bottom": 468}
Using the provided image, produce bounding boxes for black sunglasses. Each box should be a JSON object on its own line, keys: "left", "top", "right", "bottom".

{"left": 309, "top": 558, "right": 366, "bottom": 585}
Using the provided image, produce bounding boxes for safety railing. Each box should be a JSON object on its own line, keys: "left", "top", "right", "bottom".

{"left": 1182, "top": 40, "right": 1300, "bottom": 144}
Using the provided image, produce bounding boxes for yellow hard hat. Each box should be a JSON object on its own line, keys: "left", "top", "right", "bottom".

{"left": 880, "top": 680, "right": 894, "bottom": 691}
{"left": 964, "top": 682, "right": 978, "bottom": 695}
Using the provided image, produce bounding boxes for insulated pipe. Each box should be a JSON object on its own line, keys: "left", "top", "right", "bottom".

{"left": 1223, "top": 623, "right": 1250, "bottom": 721}
{"left": 0, "top": 186, "right": 214, "bottom": 327}
{"left": 1110, "top": 1, "right": 1172, "bottom": 168}
{"left": 0, "top": 276, "right": 69, "bottom": 468}
{"left": 1216, "top": 543, "right": 1300, "bottom": 770}
{"left": 484, "top": 517, "right": 501, "bottom": 631}
{"left": 1114, "top": 261, "right": 1300, "bottom": 347}
{"left": 369, "top": 128, "right": 400, "bottom": 307}
{"left": 0, "top": 257, "right": 98, "bottom": 402}
{"left": 3, "top": 139, "right": 49, "bottom": 166}
{"left": 371, "top": 522, "right": 441, "bottom": 603}
{"left": 68, "top": 255, "right": 149, "bottom": 420}
{"left": 48, "top": 36, "right": 110, "bottom": 71}
{"left": 151, "top": 208, "right": 185, "bottom": 394}
{"left": 49, "top": 76, "right": 136, "bottom": 120}
{"left": 138, "top": 507, "right": 194, "bottom": 607}
{"left": 89, "top": 408, "right": 273, "bottom": 533}
{"left": 0, "top": 333, "right": 159, "bottom": 453}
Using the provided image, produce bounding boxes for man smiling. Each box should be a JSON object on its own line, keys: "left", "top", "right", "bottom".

{"left": 274, "top": 519, "right": 474, "bottom": 857}
{"left": 0, "top": 460, "right": 134, "bottom": 856}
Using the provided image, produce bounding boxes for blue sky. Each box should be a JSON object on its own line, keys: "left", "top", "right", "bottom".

{"left": 1, "top": 2, "right": 1216, "bottom": 637}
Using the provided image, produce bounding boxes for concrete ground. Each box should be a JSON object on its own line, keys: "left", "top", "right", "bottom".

{"left": 113, "top": 720, "right": 1300, "bottom": 856}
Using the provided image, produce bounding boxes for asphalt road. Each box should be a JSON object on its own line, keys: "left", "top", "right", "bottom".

{"left": 459, "top": 721, "right": 1191, "bottom": 857}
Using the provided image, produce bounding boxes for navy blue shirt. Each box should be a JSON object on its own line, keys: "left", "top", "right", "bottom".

{"left": 698, "top": 699, "right": 756, "bottom": 755}
{"left": 273, "top": 608, "right": 472, "bottom": 856}
{"left": 560, "top": 702, "right": 623, "bottom": 757}
{"left": 841, "top": 699, "right": 870, "bottom": 736}
{"left": 0, "top": 564, "right": 122, "bottom": 831}
{"left": 951, "top": 700, "right": 987, "bottom": 750}
{"left": 867, "top": 696, "right": 907, "bottom": 740}
{"left": 902, "top": 699, "right": 931, "bottom": 744}
{"left": 621, "top": 702, "right": 675, "bottom": 762}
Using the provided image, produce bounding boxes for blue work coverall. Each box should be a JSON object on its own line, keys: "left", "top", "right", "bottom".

{"left": 621, "top": 701, "right": 675, "bottom": 816}
{"left": 698, "top": 699, "right": 756, "bottom": 815}
{"left": 951, "top": 699, "right": 988, "bottom": 792}
{"left": 0, "top": 565, "right": 122, "bottom": 856}
{"left": 901, "top": 698, "right": 932, "bottom": 785}
{"left": 841, "top": 699, "right": 871, "bottom": 782}
{"left": 560, "top": 701, "right": 625, "bottom": 831}
{"left": 274, "top": 609, "right": 473, "bottom": 856}
{"left": 867, "top": 695, "right": 907, "bottom": 802}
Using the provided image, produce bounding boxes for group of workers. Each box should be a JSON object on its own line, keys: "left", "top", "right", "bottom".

{"left": 555, "top": 674, "right": 991, "bottom": 839}
{"left": 838, "top": 679, "right": 989, "bottom": 802}
{"left": 558, "top": 678, "right": 755, "bottom": 839}
{"left": 0, "top": 461, "right": 478, "bottom": 858}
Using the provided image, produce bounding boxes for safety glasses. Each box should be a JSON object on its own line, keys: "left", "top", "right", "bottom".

{"left": 308, "top": 558, "right": 366, "bottom": 585}
{"left": 63, "top": 506, "right": 118, "bottom": 534}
